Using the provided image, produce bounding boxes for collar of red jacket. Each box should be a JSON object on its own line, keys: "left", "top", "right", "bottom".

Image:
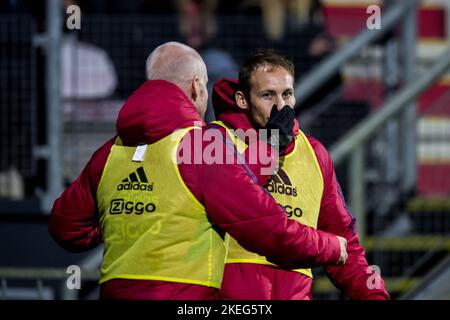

{"left": 212, "top": 78, "right": 299, "bottom": 152}
{"left": 116, "top": 80, "right": 205, "bottom": 145}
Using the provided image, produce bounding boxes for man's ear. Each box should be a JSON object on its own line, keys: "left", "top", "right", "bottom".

{"left": 190, "top": 76, "right": 199, "bottom": 102}
{"left": 235, "top": 90, "right": 249, "bottom": 110}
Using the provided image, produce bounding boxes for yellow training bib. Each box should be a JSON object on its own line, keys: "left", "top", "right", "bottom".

{"left": 96, "top": 127, "right": 227, "bottom": 288}
{"left": 213, "top": 121, "right": 324, "bottom": 278}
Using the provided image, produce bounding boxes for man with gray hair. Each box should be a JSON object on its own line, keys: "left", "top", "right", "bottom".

{"left": 49, "top": 42, "right": 346, "bottom": 300}
{"left": 145, "top": 42, "right": 209, "bottom": 118}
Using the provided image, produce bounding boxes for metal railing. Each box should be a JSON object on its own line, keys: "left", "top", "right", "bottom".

{"left": 329, "top": 46, "right": 450, "bottom": 238}
{"left": 0, "top": 245, "right": 103, "bottom": 300}
{"left": 292, "top": 0, "right": 450, "bottom": 241}
{"left": 0, "top": 267, "right": 99, "bottom": 300}
{"left": 33, "top": 0, "right": 63, "bottom": 212}
{"left": 400, "top": 254, "right": 450, "bottom": 300}
{"left": 294, "top": 1, "right": 450, "bottom": 299}
{"left": 295, "top": 0, "right": 420, "bottom": 107}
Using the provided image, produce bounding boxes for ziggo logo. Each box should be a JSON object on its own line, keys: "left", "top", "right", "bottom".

{"left": 110, "top": 199, "right": 156, "bottom": 215}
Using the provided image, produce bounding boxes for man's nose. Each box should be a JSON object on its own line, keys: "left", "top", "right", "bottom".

{"left": 276, "top": 96, "right": 286, "bottom": 110}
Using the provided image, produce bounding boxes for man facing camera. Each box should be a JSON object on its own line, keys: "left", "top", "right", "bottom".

{"left": 212, "top": 50, "right": 389, "bottom": 300}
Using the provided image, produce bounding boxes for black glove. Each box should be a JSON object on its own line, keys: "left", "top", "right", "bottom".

{"left": 264, "top": 105, "right": 295, "bottom": 154}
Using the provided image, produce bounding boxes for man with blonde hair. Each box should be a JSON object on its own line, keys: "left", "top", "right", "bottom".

{"left": 213, "top": 49, "right": 389, "bottom": 300}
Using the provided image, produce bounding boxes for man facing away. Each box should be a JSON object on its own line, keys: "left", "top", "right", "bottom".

{"left": 212, "top": 50, "right": 390, "bottom": 300}
{"left": 49, "top": 42, "right": 347, "bottom": 300}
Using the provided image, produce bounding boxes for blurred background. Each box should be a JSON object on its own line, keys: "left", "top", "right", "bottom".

{"left": 1, "top": 0, "right": 450, "bottom": 300}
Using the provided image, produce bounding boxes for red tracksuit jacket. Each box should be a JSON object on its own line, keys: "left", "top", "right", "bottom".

{"left": 212, "top": 78, "right": 390, "bottom": 300}
{"left": 49, "top": 80, "right": 342, "bottom": 299}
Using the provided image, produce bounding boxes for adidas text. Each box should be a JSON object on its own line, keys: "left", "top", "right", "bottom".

{"left": 265, "top": 181, "right": 298, "bottom": 197}
{"left": 117, "top": 182, "right": 154, "bottom": 192}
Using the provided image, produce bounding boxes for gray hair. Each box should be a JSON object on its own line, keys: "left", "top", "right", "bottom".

{"left": 145, "top": 41, "right": 207, "bottom": 91}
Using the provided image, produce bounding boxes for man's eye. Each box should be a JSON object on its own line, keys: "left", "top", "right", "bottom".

{"left": 283, "top": 91, "right": 293, "bottom": 97}
{"left": 263, "top": 93, "right": 273, "bottom": 98}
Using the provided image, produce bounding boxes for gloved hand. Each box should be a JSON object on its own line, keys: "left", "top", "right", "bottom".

{"left": 264, "top": 105, "right": 295, "bottom": 154}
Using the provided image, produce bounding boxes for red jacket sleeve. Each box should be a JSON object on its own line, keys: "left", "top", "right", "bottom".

{"left": 310, "top": 136, "right": 390, "bottom": 300}
{"left": 178, "top": 127, "right": 341, "bottom": 269}
{"left": 48, "top": 137, "right": 115, "bottom": 253}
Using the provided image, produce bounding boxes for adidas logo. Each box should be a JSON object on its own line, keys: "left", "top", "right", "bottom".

{"left": 264, "top": 168, "right": 298, "bottom": 197}
{"left": 117, "top": 167, "right": 154, "bottom": 192}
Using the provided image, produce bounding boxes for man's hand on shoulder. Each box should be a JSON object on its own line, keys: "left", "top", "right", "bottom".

{"left": 336, "top": 236, "right": 348, "bottom": 266}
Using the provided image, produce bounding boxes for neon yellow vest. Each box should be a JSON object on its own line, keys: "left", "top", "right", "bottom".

{"left": 213, "top": 121, "right": 324, "bottom": 278}
{"left": 96, "top": 127, "right": 227, "bottom": 288}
